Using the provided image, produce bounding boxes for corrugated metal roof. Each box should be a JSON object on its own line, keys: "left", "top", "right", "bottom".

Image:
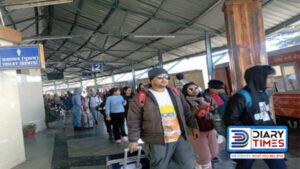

{"left": 1, "top": 0, "right": 299, "bottom": 84}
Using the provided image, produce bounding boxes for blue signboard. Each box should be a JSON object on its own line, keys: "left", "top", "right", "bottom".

{"left": 92, "top": 63, "right": 103, "bottom": 72}
{"left": 0, "top": 45, "right": 45, "bottom": 69}
{"left": 82, "top": 72, "right": 93, "bottom": 78}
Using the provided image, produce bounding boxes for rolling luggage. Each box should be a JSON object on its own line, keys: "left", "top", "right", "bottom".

{"left": 106, "top": 146, "right": 150, "bottom": 169}
{"left": 81, "top": 112, "right": 94, "bottom": 128}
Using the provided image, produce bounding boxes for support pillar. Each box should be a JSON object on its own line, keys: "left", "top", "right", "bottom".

{"left": 131, "top": 64, "right": 136, "bottom": 91}
{"left": 54, "top": 81, "right": 57, "bottom": 95}
{"left": 80, "top": 78, "right": 83, "bottom": 92}
{"left": 93, "top": 73, "right": 98, "bottom": 91}
{"left": 0, "top": 26, "right": 25, "bottom": 169}
{"left": 223, "top": 0, "right": 267, "bottom": 91}
{"left": 66, "top": 80, "right": 70, "bottom": 91}
{"left": 111, "top": 71, "right": 116, "bottom": 87}
{"left": 205, "top": 32, "right": 214, "bottom": 80}
{"left": 158, "top": 51, "right": 163, "bottom": 68}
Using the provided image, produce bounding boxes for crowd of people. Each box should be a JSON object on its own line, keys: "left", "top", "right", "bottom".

{"left": 44, "top": 65, "right": 284, "bottom": 169}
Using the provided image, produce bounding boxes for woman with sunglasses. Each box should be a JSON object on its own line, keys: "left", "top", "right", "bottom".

{"left": 182, "top": 82, "right": 219, "bottom": 169}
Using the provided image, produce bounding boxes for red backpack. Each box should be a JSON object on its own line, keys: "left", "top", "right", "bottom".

{"left": 138, "top": 87, "right": 181, "bottom": 106}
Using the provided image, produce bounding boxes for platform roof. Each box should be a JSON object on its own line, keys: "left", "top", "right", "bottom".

{"left": 0, "top": 0, "right": 299, "bottom": 85}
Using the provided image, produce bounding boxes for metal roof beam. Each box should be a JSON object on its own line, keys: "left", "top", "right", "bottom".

{"left": 5, "top": 15, "right": 45, "bottom": 27}
{"left": 265, "top": 14, "right": 300, "bottom": 35}
{"left": 34, "top": 7, "right": 39, "bottom": 43}
{"left": 1, "top": 7, "right": 16, "bottom": 29}
{"left": 94, "top": 0, "right": 223, "bottom": 36}
{"left": 58, "top": 0, "right": 118, "bottom": 63}
{"left": 46, "top": 0, "right": 84, "bottom": 60}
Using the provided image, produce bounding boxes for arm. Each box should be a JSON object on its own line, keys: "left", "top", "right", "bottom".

{"left": 224, "top": 94, "right": 246, "bottom": 126}
{"left": 179, "top": 94, "right": 198, "bottom": 129}
{"left": 127, "top": 94, "right": 142, "bottom": 143}
{"left": 105, "top": 97, "right": 110, "bottom": 115}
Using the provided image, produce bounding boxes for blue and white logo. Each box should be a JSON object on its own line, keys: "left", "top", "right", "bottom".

{"left": 231, "top": 130, "right": 249, "bottom": 148}
{"left": 227, "top": 126, "right": 288, "bottom": 153}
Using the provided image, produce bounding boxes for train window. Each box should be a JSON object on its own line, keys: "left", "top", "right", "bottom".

{"left": 282, "top": 65, "right": 299, "bottom": 91}
{"left": 273, "top": 65, "right": 286, "bottom": 92}
{"left": 272, "top": 63, "right": 299, "bottom": 93}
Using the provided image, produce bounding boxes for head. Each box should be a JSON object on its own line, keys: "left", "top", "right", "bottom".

{"left": 148, "top": 67, "right": 170, "bottom": 89}
{"left": 123, "top": 86, "right": 132, "bottom": 96}
{"left": 182, "top": 82, "right": 200, "bottom": 97}
{"left": 244, "top": 65, "right": 276, "bottom": 92}
{"left": 176, "top": 73, "right": 184, "bottom": 80}
{"left": 91, "top": 90, "right": 97, "bottom": 96}
{"left": 208, "top": 79, "right": 225, "bottom": 94}
{"left": 110, "top": 87, "right": 120, "bottom": 96}
{"left": 74, "top": 88, "right": 82, "bottom": 95}
{"left": 138, "top": 83, "right": 144, "bottom": 89}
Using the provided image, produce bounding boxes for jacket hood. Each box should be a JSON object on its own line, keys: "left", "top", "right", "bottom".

{"left": 244, "top": 65, "right": 275, "bottom": 92}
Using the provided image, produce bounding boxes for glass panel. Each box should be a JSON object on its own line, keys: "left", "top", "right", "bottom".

{"left": 272, "top": 65, "right": 285, "bottom": 92}
{"left": 283, "top": 65, "right": 299, "bottom": 91}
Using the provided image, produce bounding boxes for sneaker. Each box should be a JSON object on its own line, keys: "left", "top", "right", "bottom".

{"left": 212, "top": 157, "right": 219, "bottom": 163}
{"left": 115, "top": 139, "right": 122, "bottom": 144}
{"left": 122, "top": 136, "right": 128, "bottom": 142}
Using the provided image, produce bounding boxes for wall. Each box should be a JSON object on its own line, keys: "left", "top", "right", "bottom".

{"left": 0, "top": 39, "right": 26, "bottom": 169}
{"left": 18, "top": 69, "right": 46, "bottom": 132}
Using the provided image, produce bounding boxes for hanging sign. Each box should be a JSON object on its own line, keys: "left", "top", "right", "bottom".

{"left": 92, "top": 63, "right": 103, "bottom": 72}
{"left": 0, "top": 44, "right": 45, "bottom": 70}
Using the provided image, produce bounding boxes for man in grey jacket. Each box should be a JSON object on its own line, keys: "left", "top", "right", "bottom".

{"left": 128, "top": 67, "right": 199, "bottom": 169}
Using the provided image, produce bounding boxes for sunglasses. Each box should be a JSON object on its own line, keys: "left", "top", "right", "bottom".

{"left": 156, "top": 74, "right": 170, "bottom": 80}
{"left": 188, "top": 87, "right": 198, "bottom": 91}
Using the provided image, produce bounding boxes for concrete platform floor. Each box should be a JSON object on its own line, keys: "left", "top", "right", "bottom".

{"left": 13, "top": 115, "right": 300, "bottom": 169}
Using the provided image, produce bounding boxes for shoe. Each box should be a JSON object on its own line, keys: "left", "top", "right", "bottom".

{"left": 122, "top": 136, "right": 128, "bottom": 142}
{"left": 115, "top": 139, "right": 122, "bottom": 144}
{"left": 212, "top": 157, "right": 219, "bottom": 163}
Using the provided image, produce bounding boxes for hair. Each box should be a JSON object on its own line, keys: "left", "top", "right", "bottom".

{"left": 208, "top": 79, "right": 225, "bottom": 89}
{"left": 182, "top": 82, "right": 198, "bottom": 97}
{"left": 137, "top": 83, "right": 143, "bottom": 92}
{"left": 176, "top": 73, "right": 184, "bottom": 80}
{"left": 109, "top": 87, "right": 119, "bottom": 96}
{"left": 122, "top": 86, "right": 131, "bottom": 95}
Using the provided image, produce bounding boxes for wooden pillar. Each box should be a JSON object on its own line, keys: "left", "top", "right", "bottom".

{"left": 223, "top": 0, "right": 268, "bottom": 91}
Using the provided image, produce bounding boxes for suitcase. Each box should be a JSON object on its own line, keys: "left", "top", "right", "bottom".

{"left": 106, "top": 146, "right": 150, "bottom": 169}
{"left": 81, "top": 112, "right": 94, "bottom": 128}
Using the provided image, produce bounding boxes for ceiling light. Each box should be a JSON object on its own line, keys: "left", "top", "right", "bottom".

{"left": 133, "top": 35, "right": 176, "bottom": 38}
{"left": 4, "top": 0, "right": 73, "bottom": 10}
{"left": 22, "top": 35, "right": 74, "bottom": 42}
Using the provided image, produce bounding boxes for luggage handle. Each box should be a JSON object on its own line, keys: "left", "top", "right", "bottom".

{"left": 123, "top": 146, "right": 142, "bottom": 169}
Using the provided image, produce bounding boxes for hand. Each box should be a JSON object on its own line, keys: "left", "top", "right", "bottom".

{"left": 106, "top": 115, "right": 111, "bottom": 121}
{"left": 192, "top": 128, "right": 200, "bottom": 140}
{"left": 198, "top": 103, "right": 207, "bottom": 110}
{"left": 210, "top": 106, "right": 214, "bottom": 111}
{"left": 129, "top": 142, "right": 138, "bottom": 153}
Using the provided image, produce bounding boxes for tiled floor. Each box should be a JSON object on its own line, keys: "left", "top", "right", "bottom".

{"left": 13, "top": 115, "right": 300, "bottom": 169}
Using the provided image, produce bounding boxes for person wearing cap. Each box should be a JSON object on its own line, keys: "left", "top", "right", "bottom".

{"left": 225, "top": 65, "right": 286, "bottom": 169}
{"left": 85, "top": 89, "right": 102, "bottom": 125}
{"left": 127, "top": 67, "right": 200, "bottom": 169}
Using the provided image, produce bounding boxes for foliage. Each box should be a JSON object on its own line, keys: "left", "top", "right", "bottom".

{"left": 23, "top": 123, "right": 36, "bottom": 130}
